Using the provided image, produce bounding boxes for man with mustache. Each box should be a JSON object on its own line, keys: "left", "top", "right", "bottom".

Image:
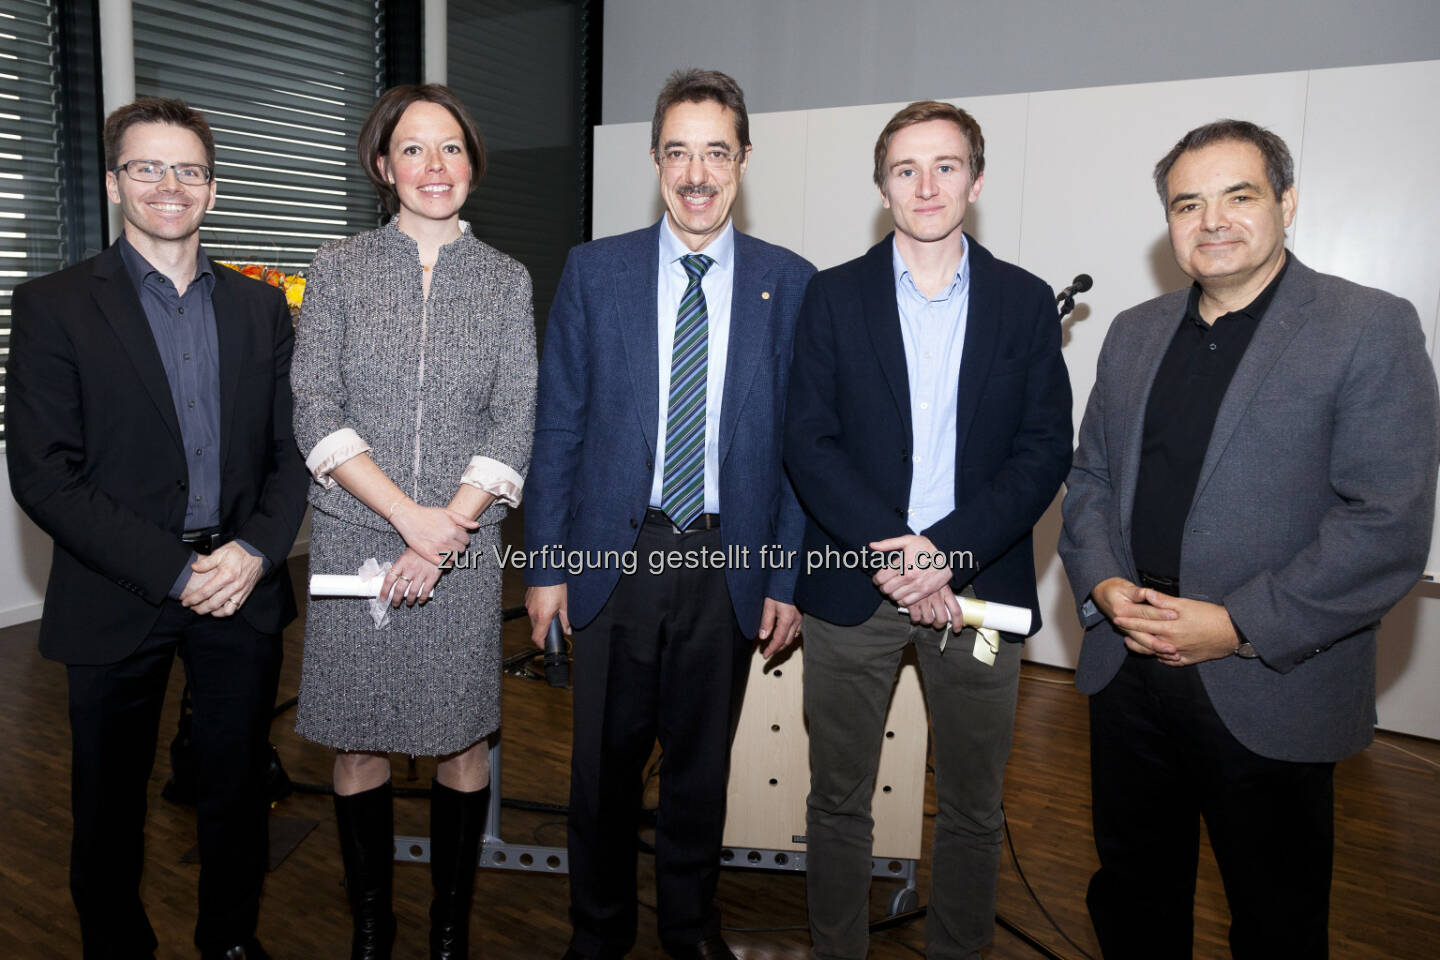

{"left": 6, "top": 98, "right": 308, "bottom": 959}
{"left": 525, "top": 69, "right": 815, "bottom": 959}
{"left": 1059, "top": 119, "right": 1439, "bottom": 958}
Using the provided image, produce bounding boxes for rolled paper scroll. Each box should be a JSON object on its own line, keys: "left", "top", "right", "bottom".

{"left": 310, "top": 559, "right": 435, "bottom": 601}
{"left": 309, "top": 574, "right": 383, "bottom": 597}
{"left": 895, "top": 596, "right": 1031, "bottom": 636}
{"left": 956, "top": 597, "right": 1031, "bottom": 636}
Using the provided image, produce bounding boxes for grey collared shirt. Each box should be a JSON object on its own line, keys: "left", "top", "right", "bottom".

{"left": 117, "top": 235, "right": 265, "bottom": 596}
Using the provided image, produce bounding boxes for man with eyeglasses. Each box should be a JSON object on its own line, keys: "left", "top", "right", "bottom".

{"left": 6, "top": 97, "right": 307, "bottom": 960}
{"left": 525, "top": 69, "right": 814, "bottom": 960}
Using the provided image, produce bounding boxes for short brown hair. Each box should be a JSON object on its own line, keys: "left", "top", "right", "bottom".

{"left": 650, "top": 69, "right": 751, "bottom": 154}
{"left": 357, "top": 84, "right": 487, "bottom": 215}
{"left": 103, "top": 97, "right": 215, "bottom": 171}
{"left": 1153, "top": 119, "right": 1295, "bottom": 210}
{"left": 873, "top": 100, "right": 985, "bottom": 188}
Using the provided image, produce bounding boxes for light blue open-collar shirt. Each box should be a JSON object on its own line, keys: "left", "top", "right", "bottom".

{"left": 649, "top": 217, "right": 735, "bottom": 514}
{"left": 893, "top": 235, "right": 971, "bottom": 534}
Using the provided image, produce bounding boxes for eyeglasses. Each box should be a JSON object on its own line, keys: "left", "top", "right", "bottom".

{"left": 657, "top": 148, "right": 742, "bottom": 169}
{"left": 113, "top": 160, "right": 214, "bottom": 185}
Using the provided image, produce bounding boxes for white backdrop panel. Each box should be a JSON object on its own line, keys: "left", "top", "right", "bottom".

{"left": 1291, "top": 59, "right": 1440, "bottom": 579}
{"left": 1290, "top": 59, "right": 1440, "bottom": 736}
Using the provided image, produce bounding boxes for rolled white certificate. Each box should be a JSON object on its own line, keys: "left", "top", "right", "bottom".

{"left": 956, "top": 597, "right": 1031, "bottom": 636}
{"left": 896, "top": 596, "right": 1031, "bottom": 635}
{"left": 310, "top": 574, "right": 383, "bottom": 597}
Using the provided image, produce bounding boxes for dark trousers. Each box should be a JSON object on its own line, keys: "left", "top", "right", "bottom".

{"left": 803, "top": 604, "right": 1022, "bottom": 960}
{"left": 1088, "top": 653, "right": 1335, "bottom": 960}
{"left": 566, "top": 516, "right": 750, "bottom": 958}
{"left": 65, "top": 600, "right": 282, "bottom": 958}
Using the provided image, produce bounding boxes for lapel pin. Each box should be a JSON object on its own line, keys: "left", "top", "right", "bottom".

{"left": 761, "top": 291, "right": 771, "bottom": 300}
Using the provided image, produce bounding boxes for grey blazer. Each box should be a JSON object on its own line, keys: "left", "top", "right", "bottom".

{"left": 1059, "top": 254, "right": 1439, "bottom": 763}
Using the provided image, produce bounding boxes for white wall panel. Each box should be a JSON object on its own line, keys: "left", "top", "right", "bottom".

{"left": 731, "top": 110, "right": 810, "bottom": 256}
{"left": 1292, "top": 60, "right": 1440, "bottom": 352}
{"left": 800, "top": 101, "right": 903, "bottom": 269}
{"left": 592, "top": 121, "right": 664, "bottom": 238}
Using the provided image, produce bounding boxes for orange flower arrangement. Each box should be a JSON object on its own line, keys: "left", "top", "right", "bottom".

{"left": 220, "top": 262, "right": 306, "bottom": 316}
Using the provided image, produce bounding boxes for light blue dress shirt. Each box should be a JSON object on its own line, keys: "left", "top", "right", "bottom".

{"left": 893, "top": 235, "right": 971, "bottom": 534}
{"left": 650, "top": 218, "right": 734, "bottom": 514}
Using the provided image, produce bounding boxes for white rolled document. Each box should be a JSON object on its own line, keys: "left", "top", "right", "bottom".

{"left": 897, "top": 596, "right": 1031, "bottom": 635}
{"left": 309, "top": 573, "right": 435, "bottom": 600}
{"left": 956, "top": 597, "right": 1031, "bottom": 635}
{"left": 310, "top": 574, "right": 383, "bottom": 597}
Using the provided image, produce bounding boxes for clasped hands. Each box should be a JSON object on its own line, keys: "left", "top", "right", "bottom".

{"left": 870, "top": 533, "right": 962, "bottom": 628}
{"left": 179, "top": 541, "right": 263, "bottom": 617}
{"left": 1092, "top": 576, "right": 1241, "bottom": 666}
{"left": 381, "top": 501, "right": 479, "bottom": 608}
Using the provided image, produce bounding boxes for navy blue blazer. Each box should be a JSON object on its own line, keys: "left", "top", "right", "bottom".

{"left": 785, "top": 234, "right": 1073, "bottom": 629}
{"left": 524, "top": 220, "right": 816, "bottom": 637}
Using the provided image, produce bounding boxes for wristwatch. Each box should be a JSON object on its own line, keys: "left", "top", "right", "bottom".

{"left": 1234, "top": 640, "right": 1258, "bottom": 659}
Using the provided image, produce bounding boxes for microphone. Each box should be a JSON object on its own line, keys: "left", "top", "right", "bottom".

{"left": 542, "top": 618, "right": 570, "bottom": 688}
{"left": 1056, "top": 273, "right": 1093, "bottom": 303}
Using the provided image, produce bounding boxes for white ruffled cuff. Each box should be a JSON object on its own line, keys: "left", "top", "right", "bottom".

{"left": 461, "top": 455, "right": 524, "bottom": 507}
{"left": 306, "top": 428, "right": 371, "bottom": 489}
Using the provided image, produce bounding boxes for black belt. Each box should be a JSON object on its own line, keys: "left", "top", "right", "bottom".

{"left": 1136, "top": 570, "right": 1179, "bottom": 597}
{"left": 180, "top": 526, "right": 225, "bottom": 555}
{"left": 644, "top": 507, "right": 720, "bottom": 533}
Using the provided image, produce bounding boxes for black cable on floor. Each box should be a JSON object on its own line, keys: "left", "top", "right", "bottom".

{"left": 1001, "top": 804, "right": 1096, "bottom": 960}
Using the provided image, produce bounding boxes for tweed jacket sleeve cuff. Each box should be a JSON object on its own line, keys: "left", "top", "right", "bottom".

{"left": 461, "top": 455, "right": 524, "bottom": 507}
{"left": 305, "top": 427, "right": 371, "bottom": 489}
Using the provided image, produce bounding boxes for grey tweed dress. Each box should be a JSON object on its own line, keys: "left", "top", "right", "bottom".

{"left": 290, "top": 220, "right": 536, "bottom": 754}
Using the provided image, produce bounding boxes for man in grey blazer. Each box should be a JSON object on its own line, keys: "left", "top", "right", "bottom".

{"left": 1059, "top": 119, "right": 1439, "bottom": 959}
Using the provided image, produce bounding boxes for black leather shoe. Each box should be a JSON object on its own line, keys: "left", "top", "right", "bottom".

{"left": 666, "top": 937, "right": 736, "bottom": 960}
{"left": 202, "top": 941, "right": 271, "bottom": 960}
{"left": 561, "top": 946, "right": 628, "bottom": 959}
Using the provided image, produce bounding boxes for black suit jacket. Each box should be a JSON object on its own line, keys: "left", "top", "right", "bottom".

{"left": 784, "top": 234, "right": 1073, "bottom": 628}
{"left": 6, "top": 242, "right": 309, "bottom": 665}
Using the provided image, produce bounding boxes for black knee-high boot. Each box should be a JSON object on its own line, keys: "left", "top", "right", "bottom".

{"left": 429, "top": 780, "right": 488, "bottom": 959}
{"left": 334, "top": 781, "right": 397, "bottom": 960}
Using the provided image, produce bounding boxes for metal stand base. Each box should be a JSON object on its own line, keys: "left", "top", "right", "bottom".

{"left": 718, "top": 847, "right": 918, "bottom": 916}
{"left": 394, "top": 747, "right": 918, "bottom": 916}
{"left": 394, "top": 740, "right": 570, "bottom": 874}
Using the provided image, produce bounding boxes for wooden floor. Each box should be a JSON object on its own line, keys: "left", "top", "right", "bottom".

{"left": 2, "top": 556, "right": 1438, "bottom": 959}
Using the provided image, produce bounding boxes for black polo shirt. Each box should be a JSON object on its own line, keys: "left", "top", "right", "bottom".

{"left": 1130, "top": 258, "right": 1290, "bottom": 582}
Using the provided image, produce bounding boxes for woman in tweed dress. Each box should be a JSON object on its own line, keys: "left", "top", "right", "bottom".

{"left": 290, "top": 85, "right": 535, "bottom": 960}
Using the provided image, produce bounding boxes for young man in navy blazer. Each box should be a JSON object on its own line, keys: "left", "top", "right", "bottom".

{"left": 525, "top": 70, "right": 814, "bottom": 960}
{"left": 784, "top": 101, "right": 1072, "bottom": 960}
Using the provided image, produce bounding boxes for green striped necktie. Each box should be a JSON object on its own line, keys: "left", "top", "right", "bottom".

{"left": 661, "top": 253, "right": 715, "bottom": 530}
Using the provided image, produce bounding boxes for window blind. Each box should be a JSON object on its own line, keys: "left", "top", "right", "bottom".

{"left": 133, "top": 0, "right": 386, "bottom": 272}
{"left": 0, "top": 0, "right": 66, "bottom": 448}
